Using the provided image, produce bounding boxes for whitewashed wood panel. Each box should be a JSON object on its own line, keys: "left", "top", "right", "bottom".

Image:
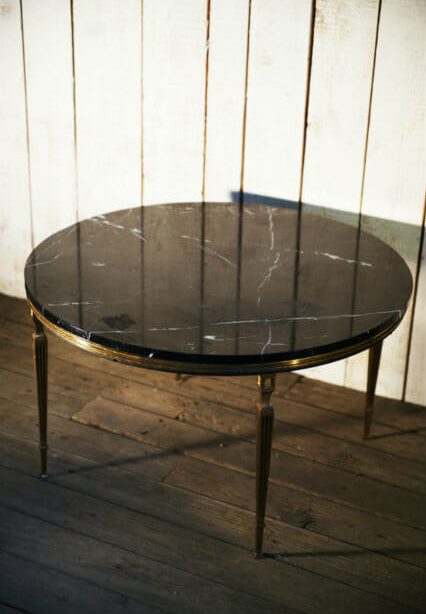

{"left": 405, "top": 221, "right": 426, "bottom": 405}
{"left": 302, "top": 0, "right": 379, "bottom": 213}
{"left": 301, "top": 0, "right": 379, "bottom": 386}
{"left": 243, "top": 0, "right": 312, "bottom": 201}
{"left": 0, "top": 0, "right": 425, "bottom": 405}
{"left": 143, "top": 0, "right": 207, "bottom": 205}
{"left": 345, "top": 0, "right": 426, "bottom": 400}
{"left": 204, "top": 0, "right": 248, "bottom": 202}
{"left": 21, "top": 0, "right": 76, "bottom": 244}
{"left": 0, "top": 1, "right": 32, "bottom": 299}
{"left": 73, "top": 0, "right": 141, "bottom": 219}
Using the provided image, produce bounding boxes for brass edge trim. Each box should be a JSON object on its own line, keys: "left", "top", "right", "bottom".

{"left": 28, "top": 299, "right": 399, "bottom": 376}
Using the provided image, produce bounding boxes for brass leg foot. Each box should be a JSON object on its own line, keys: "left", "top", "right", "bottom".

{"left": 255, "top": 374, "right": 275, "bottom": 557}
{"left": 364, "top": 340, "right": 382, "bottom": 439}
{"left": 31, "top": 310, "right": 48, "bottom": 478}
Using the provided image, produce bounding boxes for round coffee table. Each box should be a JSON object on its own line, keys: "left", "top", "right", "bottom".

{"left": 25, "top": 202, "right": 412, "bottom": 556}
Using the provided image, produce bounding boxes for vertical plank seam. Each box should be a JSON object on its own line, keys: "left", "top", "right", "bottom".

{"left": 69, "top": 0, "right": 82, "bottom": 328}
{"left": 140, "top": 0, "right": 145, "bottom": 342}
{"left": 201, "top": 0, "right": 211, "bottom": 203}
{"left": 297, "top": 0, "right": 317, "bottom": 205}
{"left": 358, "top": 0, "right": 382, "bottom": 217}
{"left": 235, "top": 0, "right": 252, "bottom": 354}
{"left": 140, "top": 0, "right": 145, "bottom": 206}
{"left": 199, "top": 0, "right": 211, "bottom": 354}
{"left": 292, "top": 0, "right": 316, "bottom": 353}
{"left": 18, "top": 0, "right": 34, "bottom": 249}
{"left": 344, "top": 0, "right": 382, "bottom": 388}
{"left": 70, "top": 0, "right": 79, "bottom": 221}
{"left": 239, "top": 0, "right": 252, "bottom": 205}
{"left": 402, "top": 196, "right": 426, "bottom": 401}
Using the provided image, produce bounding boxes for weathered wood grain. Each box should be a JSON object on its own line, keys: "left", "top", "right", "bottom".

{"left": 174, "top": 397, "right": 426, "bottom": 493}
{"left": 3, "top": 335, "right": 426, "bottom": 531}
{"left": 1, "top": 313, "right": 424, "bottom": 463}
{"left": 1, "top": 433, "right": 424, "bottom": 613}
{"left": 2, "top": 335, "right": 426, "bottom": 522}
{"left": 1, "top": 295, "right": 426, "bottom": 612}
{"left": 0, "top": 549, "right": 158, "bottom": 614}
{"left": 2, "top": 393, "right": 426, "bottom": 573}
{"left": 1, "top": 384, "right": 424, "bottom": 576}
{"left": 72, "top": 396, "right": 426, "bottom": 530}
{"left": 288, "top": 376, "right": 426, "bottom": 433}
{"left": 3, "top": 308, "right": 425, "bottom": 463}
{"left": 1, "top": 503, "right": 283, "bottom": 614}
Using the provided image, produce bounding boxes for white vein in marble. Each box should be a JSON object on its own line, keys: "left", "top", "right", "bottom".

{"left": 257, "top": 252, "right": 281, "bottom": 306}
{"left": 180, "top": 235, "right": 236, "bottom": 268}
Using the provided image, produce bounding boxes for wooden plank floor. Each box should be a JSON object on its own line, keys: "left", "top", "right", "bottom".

{"left": 0, "top": 293, "right": 425, "bottom": 614}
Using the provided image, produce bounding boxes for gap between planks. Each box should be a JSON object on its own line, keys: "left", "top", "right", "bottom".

{"left": 1, "top": 392, "right": 426, "bottom": 578}
{"left": 0, "top": 431, "right": 425, "bottom": 613}
{"left": 2, "top": 321, "right": 426, "bottom": 473}
{"left": 2, "top": 355, "right": 426, "bottom": 533}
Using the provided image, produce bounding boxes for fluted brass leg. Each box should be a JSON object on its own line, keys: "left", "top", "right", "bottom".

{"left": 31, "top": 310, "right": 48, "bottom": 478}
{"left": 364, "top": 340, "right": 382, "bottom": 439}
{"left": 255, "top": 374, "right": 276, "bottom": 558}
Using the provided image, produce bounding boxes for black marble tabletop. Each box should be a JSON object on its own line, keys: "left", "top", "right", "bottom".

{"left": 25, "top": 203, "right": 412, "bottom": 369}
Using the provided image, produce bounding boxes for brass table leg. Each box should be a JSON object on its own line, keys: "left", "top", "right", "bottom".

{"left": 255, "top": 374, "right": 276, "bottom": 558}
{"left": 364, "top": 340, "right": 383, "bottom": 439}
{"left": 31, "top": 310, "right": 48, "bottom": 478}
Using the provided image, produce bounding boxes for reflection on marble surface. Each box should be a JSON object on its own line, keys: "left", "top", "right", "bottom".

{"left": 25, "top": 203, "right": 412, "bottom": 365}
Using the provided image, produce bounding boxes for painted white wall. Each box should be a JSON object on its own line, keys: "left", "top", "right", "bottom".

{"left": 0, "top": 0, "right": 424, "bottom": 405}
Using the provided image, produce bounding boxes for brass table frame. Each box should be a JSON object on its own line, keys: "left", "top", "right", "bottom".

{"left": 29, "top": 299, "right": 389, "bottom": 557}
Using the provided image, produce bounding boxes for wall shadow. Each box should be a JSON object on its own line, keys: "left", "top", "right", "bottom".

{"left": 230, "top": 190, "right": 423, "bottom": 264}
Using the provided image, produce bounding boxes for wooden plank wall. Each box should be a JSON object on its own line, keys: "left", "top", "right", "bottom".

{"left": 0, "top": 0, "right": 424, "bottom": 405}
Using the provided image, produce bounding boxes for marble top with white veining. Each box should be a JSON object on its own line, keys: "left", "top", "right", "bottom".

{"left": 24, "top": 203, "right": 412, "bottom": 367}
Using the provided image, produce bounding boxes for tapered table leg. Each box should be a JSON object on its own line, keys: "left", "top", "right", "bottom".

{"left": 31, "top": 310, "right": 48, "bottom": 478}
{"left": 255, "top": 374, "right": 276, "bottom": 558}
{"left": 364, "top": 340, "right": 382, "bottom": 439}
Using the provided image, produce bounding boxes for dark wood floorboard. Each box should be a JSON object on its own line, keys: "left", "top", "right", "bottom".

{"left": 0, "top": 548, "right": 166, "bottom": 614}
{"left": 0, "top": 293, "right": 425, "bottom": 613}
